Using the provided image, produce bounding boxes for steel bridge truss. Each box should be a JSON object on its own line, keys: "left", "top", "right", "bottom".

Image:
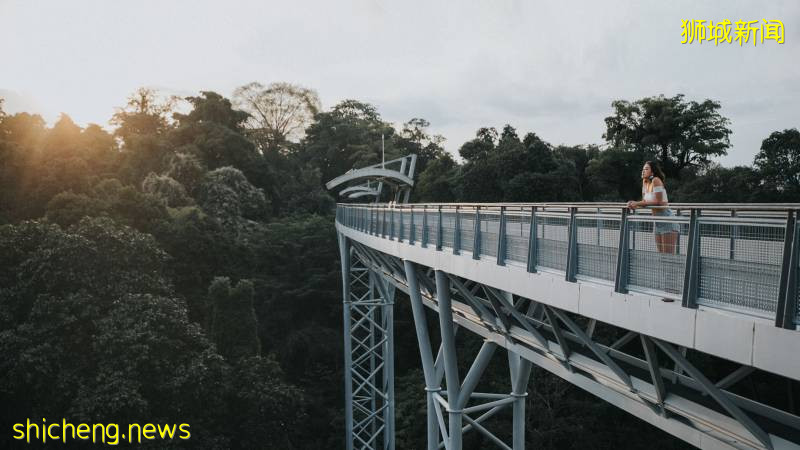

{"left": 345, "top": 239, "right": 800, "bottom": 450}
{"left": 340, "top": 235, "right": 396, "bottom": 450}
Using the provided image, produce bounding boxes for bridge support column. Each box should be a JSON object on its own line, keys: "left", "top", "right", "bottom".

{"left": 339, "top": 233, "right": 395, "bottom": 450}
{"left": 403, "top": 261, "right": 440, "bottom": 450}
{"left": 339, "top": 234, "right": 354, "bottom": 450}
{"left": 508, "top": 351, "right": 532, "bottom": 450}
{"left": 403, "top": 262, "right": 533, "bottom": 449}
{"left": 435, "top": 270, "right": 463, "bottom": 449}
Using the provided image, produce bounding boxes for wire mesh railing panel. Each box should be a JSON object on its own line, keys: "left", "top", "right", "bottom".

{"left": 392, "top": 210, "right": 402, "bottom": 240}
{"left": 627, "top": 217, "right": 688, "bottom": 296}
{"left": 479, "top": 212, "right": 500, "bottom": 258}
{"left": 412, "top": 210, "right": 424, "bottom": 244}
{"left": 697, "top": 222, "right": 785, "bottom": 316}
{"left": 376, "top": 210, "right": 385, "bottom": 236}
{"left": 576, "top": 217, "right": 620, "bottom": 282}
{"left": 796, "top": 257, "right": 800, "bottom": 326}
{"left": 505, "top": 212, "right": 531, "bottom": 264}
{"left": 796, "top": 222, "right": 800, "bottom": 326}
{"left": 536, "top": 214, "right": 569, "bottom": 272}
{"left": 369, "top": 209, "right": 376, "bottom": 234}
{"left": 441, "top": 211, "right": 456, "bottom": 249}
{"left": 459, "top": 210, "right": 476, "bottom": 253}
{"left": 400, "top": 210, "right": 412, "bottom": 242}
{"left": 425, "top": 210, "right": 439, "bottom": 247}
{"left": 335, "top": 205, "right": 800, "bottom": 324}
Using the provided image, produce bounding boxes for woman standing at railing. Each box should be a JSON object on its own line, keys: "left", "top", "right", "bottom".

{"left": 626, "top": 161, "right": 679, "bottom": 254}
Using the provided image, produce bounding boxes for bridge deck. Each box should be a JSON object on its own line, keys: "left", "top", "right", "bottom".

{"left": 337, "top": 203, "right": 800, "bottom": 380}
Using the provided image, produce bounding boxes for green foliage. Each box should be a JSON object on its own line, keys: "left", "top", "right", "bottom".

{"left": 117, "top": 133, "right": 175, "bottom": 184}
{"left": 46, "top": 176, "right": 175, "bottom": 231}
{"left": 393, "top": 368, "right": 428, "bottom": 450}
{"left": 42, "top": 113, "right": 83, "bottom": 157}
{"left": 170, "top": 91, "right": 260, "bottom": 174}
{"left": 101, "top": 181, "right": 171, "bottom": 233}
{"left": 603, "top": 94, "right": 731, "bottom": 177}
{"left": 6, "top": 218, "right": 171, "bottom": 307}
{"left": 154, "top": 206, "right": 237, "bottom": 326}
{"left": 586, "top": 147, "right": 647, "bottom": 201}
{"left": 198, "top": 166, "right": 269, "bottom": 221}
{"left": 227, "top": 355, "right": 309, "bottom": 448}
{"left": 300, "top": 99, "right": 402, "bottom": 185}
{"left": 21, "top": 156, "right": 93, "bottom": 219}
{"left": 555, "top": 145, "right": 600, "bottom": 201}
{"left": 142, "top": 172, "right": 193, "bottom": 207}
{"left": 0, "top": 111, "right": 47, "bottom": 148}
{"left": 233, "top": 81, "right": 321, "bottom": 149}
{"left": 753, "top": 128, "right": 800, "bottom": 199}
{"left": 254, "top": 215, "right": 340, "bottom": 349}
{"left": 110, "top": 87, "right": 177, "bottom": 146}
{"left": 166, "top": 151, "right": 207, "bottom": 194}
{"left": 210, "top": 277, "right": 261, "bottom": 361}
{"left": 674, "top": 165, "right": 764, "bottom": 202}
{"left": 174, "top": 91, "right": 250, "bottom": 131}
{"left": 457, "top": 126, "right": 579, "bottom": 202}
{"left": 415, "top": 153, "right": 459, "bottom": 202}
{"left": 80, "top": 123, "right": 118, "bottom": 172}
{"left": 45, "top": 191, "right": 106, "bottom": 227}
{"left": 397, "top": 117, "right": 447, "bottom": 175}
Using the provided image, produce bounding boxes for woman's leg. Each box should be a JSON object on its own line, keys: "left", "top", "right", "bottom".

{"left": 662, "top": 231, "right": 678, "bottom": 254}
{"left": 655, "top": 232, "right": 665, "bottom": 253}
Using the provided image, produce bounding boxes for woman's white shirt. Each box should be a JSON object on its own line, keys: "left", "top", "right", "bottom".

{"left": 643, "top": 185, "right": 668, "bottom": 203}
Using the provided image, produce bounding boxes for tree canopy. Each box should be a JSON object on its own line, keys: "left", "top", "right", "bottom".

{"left": 603, "top": 94, "right": 731, "bottom": 178}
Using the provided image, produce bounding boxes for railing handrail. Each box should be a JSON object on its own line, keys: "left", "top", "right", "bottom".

{"left": 337, "top": 202, "right": 800, "bottom": 212}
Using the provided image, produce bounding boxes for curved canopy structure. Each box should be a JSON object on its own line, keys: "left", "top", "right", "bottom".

{"left": 347, "top": 190, "right": 379, "bottom": 199}
{"left": 326, "top": 168, "right": 414, "bottom": 191}
{"left": 340, "top": 185, "right": 380, "bottom": 197}
{"left": 326, "top": 154, "right": 417, "bottom": 203}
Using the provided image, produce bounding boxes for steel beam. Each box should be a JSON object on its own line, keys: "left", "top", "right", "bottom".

{"left": 435, "top": 270, "right": 463, "bottom": 449}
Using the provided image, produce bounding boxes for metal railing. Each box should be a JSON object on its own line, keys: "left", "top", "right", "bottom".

{"left": 336, "top": 203, "right": 800, "bottom": 329}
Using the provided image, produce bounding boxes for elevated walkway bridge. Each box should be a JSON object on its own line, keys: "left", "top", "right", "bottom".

{"left": 336, "top": 202, "right": 800, "bottom": 450}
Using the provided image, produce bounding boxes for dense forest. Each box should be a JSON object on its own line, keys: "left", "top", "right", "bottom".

{"left": 0, "top": 84, "right": 798, "bottom": 448}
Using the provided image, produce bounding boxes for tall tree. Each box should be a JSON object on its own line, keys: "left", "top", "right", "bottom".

{"left": 603, "top": 94, "right": 731, "bottom": 177}
{"left": 170, "top": 91, "right": 260, "bottom": 177}
{"left": 233, "top": 81, "right": 321, "bottom": 150}
{"left": 396, "top": 117, "right": 446, "bottom": 175}
{"left": 111, "top": 88, "right": 180, "bottom": 183}
{"left": 42, "top": 113, "right": 82, "bottom": 157}
{"left": 753, "top": 128, "right": 800, "bottom": 199}
{"left": 586, "top": 147, "right": 646, "bottom": 201}
{"left": 555, "top": 144, "right": 601, "bottom": 201}
{"left": 415, "top": 153, "right": 459, "bottom": 202}
{"left": 675, "top": 165, "right": 763, "bottom": 203}
{"left": 110, "top": 87, "right": 178, "bottom": 146}
{"left": 174, "top": 91, "right": 250, "bottom": 132}
{"left": 299, "top": 99, "right": 400, "bottom": 186}
{"left": 0, "top": 112, "right": 47, "bottom": 221}
{"left": 458, "top": 125, "right": 578, "bottom": 202}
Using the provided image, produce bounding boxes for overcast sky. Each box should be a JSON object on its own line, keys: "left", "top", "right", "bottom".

{"left": 1, "top": 0, "right": 797, "bottom": 166}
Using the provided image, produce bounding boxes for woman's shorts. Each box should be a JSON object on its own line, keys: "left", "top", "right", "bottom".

{"left": 653, "top": 209, "right": 680, "bottom": 235}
